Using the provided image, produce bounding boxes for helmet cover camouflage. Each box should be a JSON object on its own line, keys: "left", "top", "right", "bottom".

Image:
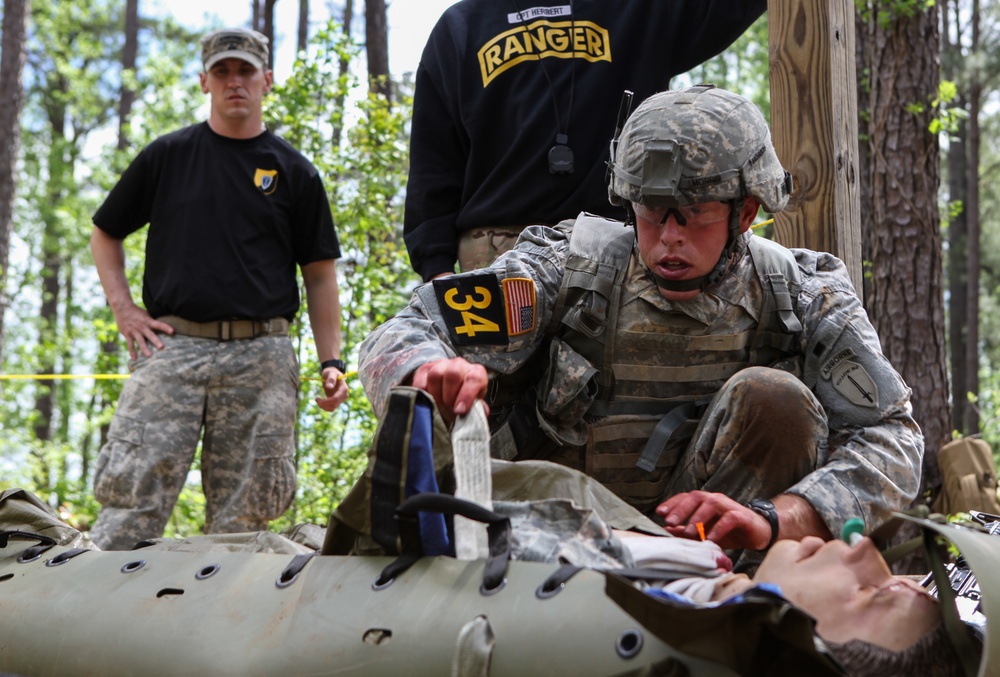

{"left": 608, "top": 85, "right": 792, "bottom": 213}
{"left": 201, "top": 27, "right": 270, "bottom": 71}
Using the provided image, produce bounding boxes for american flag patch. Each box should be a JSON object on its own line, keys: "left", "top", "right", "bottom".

{"left": 502, "top": 277, "right": 536, "bottom": 336}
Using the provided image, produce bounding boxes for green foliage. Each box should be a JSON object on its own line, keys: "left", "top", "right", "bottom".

{"left": 673, "top": 13, "right": 771, "bottom": 116}
{"left": 928, "top": 80, "right": 968, "bottom": 136}
{"left": 855, "top": 0, "right": 937, "bottom": 27}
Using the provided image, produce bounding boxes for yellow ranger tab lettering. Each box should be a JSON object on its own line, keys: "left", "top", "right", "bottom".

{"left": 477, "top": 20, "right": 611, "bottom": 88}
{"left": 433, "top": 273, "right": 508, "bottom": 346}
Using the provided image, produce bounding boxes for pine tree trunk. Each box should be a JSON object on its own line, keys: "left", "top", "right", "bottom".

{"left": 0, "top": 0, "right": 31, "bottom": 365}
{"left": 856, "top": 2, "right": 949, "bottom": 493}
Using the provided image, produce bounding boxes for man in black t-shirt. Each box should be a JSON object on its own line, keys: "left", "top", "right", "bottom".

{"left": 89, "top": 28, "right": 347, "bottom": 550}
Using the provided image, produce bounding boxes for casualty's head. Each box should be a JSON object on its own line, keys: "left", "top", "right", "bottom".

{"left": 753, "top": 526, "right": 988, "bottom": 677}
{"left": 200, "top": 27, "right": 270, "bottom": 71}
{"left": 607, "top": 85, "right": 793, "bottom": 301}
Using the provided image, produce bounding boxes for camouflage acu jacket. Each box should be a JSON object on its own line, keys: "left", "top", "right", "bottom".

{"left": 359, "top": 218, "right": 923, "bottom": 535}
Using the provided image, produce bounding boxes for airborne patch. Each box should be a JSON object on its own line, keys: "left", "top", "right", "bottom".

{"left": 433, "top": 273, "right": 508, "bottom": 346}
{"left": 254, "top": 168, "right": 279, "bottom": 195}
{"left": 821, "top": 347, "right": 857, "bottom": 380}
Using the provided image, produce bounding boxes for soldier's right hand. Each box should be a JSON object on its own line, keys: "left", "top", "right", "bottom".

{"left": 409, "top": 357, "right": 489, "bottom": 424}
{"left": 113, "top": 303, "right": 174, "bottom": 359}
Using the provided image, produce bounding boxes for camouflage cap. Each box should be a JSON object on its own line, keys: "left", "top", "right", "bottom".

{"left": 608, "top": 84, "right": 792, "bottom": 213}
{"left": 200, "top": 27, "right": 269, "bottom": 71}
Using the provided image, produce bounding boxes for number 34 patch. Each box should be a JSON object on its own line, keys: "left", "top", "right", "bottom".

{"left": 432, "top": 273, "right": 536, "bottom": 346}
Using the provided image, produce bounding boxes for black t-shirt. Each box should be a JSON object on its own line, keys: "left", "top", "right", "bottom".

{"left": 94, "top": 123, "right": 340, "bottom": 322}
{"left": 404, "top": 0, "right": 767, "bottom": 281}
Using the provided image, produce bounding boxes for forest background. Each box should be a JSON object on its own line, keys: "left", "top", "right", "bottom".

{"left": 0, "top": 0, "right": 996, "bottom": 540}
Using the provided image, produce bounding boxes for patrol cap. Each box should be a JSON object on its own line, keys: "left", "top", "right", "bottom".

{"left": 201, "top": 27, "right": 269, "bottom": 71}
{"left": 608, "top": 84, "right": 792, "bottom": 213}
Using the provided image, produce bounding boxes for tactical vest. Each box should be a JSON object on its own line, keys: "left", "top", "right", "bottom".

{"left": 499, "top": 214, "right": 804, "bottom": 515}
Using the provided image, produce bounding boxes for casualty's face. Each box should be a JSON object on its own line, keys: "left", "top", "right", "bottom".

{"left": 753, "top": 536, "right": 942, "bottom": 651}
{"left": 633, "top": 200, "right": 733, "bottom": 302}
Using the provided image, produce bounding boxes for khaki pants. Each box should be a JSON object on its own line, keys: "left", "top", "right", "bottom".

{"left": 457, "top": 225, "right": 527, "bottom": 272}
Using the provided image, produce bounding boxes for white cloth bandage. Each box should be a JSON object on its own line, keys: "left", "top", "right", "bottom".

{"left": 451, "top": 401, "right": 493, "bottom": 560}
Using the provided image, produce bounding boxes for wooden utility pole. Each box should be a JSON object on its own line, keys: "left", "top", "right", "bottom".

{"left": 767, "top": 0, "right": 863, "bottom": 295}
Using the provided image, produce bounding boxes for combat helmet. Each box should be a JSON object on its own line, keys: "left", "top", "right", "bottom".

{"left": 607, "top": 84, "right": 793, "bottom": 292}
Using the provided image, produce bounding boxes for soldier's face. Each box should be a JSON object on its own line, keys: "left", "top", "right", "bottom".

{"left": 200, "top": 58, "right": 272, "bottom": 122}
{"left": 633, "top": 199, "right": 755, "bottom": 301}
{"left": 753, "top": 536, "right": 941, "bottom": 651}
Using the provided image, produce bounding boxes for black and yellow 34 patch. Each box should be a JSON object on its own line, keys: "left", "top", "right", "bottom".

{"left": 433, "top": 273, "right": 509, "bottom": 346}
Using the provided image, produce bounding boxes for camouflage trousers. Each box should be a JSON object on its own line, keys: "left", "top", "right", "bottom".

{"left": 662, "top": 367, "right": 829, "bottom": 570}
{"left": 662, "top": 367, "right": 829, "bottom": 502}
{"left": 457, "top": 225, "right": 526, "bottom": 272}
{"left": 90, "top": 334, "right": 299, "bottom": 551}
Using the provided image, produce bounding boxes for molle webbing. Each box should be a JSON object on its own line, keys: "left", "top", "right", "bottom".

{"left": 555, "top": 222, "right": 804, "bottom": 486}
{"left": 747, "top": 236, "right": 803, "bottom": 363}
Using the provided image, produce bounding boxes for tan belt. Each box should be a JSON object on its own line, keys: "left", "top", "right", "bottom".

{"left": 159, "top": 315, "right": 289, "bottom": 341}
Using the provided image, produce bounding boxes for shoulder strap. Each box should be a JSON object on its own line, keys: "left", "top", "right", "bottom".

{"left": 552, "top": 214, "right": 634, "bottom": 394}
{"left": 747, "top": 236, "right": 803, "bottom": 362}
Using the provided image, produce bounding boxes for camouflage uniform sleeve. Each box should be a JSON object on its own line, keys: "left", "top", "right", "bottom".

{"left": 785, "top": 250, "right": 924, "bottom": 538}
{"left": 359, "top": 225, "right": 570, "bottom": 418}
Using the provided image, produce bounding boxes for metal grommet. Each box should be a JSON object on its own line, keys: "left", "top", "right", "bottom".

{"left": 16, "top": 551, "right": 42, "bottom": 564}
{"left": 121, "top": 560, "right": 146, "bottom": 574}
{"left": 535, "top": 579, "right": 565, "bottom": 599}
{"left": 371, "top": 576, "right": 395, "bottom": 591}
{"left": 275, "top": 569, "right": 299, "bottom": 589}
{"left": 479, "top": 577, "right": 507, "bottom": 596}
{"left": 195, "top": 563, "right": 221, "bottom": 580}
{"left": 615, "top": 629, "right": 644, "bottom": 659}
{"left": 45, "top": 557, "right": 68, "bottom": 567}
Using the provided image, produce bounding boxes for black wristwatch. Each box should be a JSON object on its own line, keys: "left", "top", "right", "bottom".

{"left": 320, "top": 358, "right": 347, "bottom": 375}
{"left": 747, "top": 498, "right": 780, "bottom": 550}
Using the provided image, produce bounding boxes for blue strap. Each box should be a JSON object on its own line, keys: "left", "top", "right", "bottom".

{"left": 404, "top": 400, "right": 452, "bottom": 556}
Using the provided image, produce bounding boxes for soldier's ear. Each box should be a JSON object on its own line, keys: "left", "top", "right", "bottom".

{"left": 738, "top": 197, "right": 761, "bottom": 234}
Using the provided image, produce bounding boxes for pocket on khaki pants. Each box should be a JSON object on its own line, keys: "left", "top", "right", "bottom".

{"left": 93, "top": 415, "right": 146, "bottom": 508}
{"left": 246, "top": 433, "right": 297, "bottom": 520}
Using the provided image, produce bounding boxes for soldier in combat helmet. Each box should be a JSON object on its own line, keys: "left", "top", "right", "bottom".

{"left": 357, "top": 85, "right": 923, "bottom": 568}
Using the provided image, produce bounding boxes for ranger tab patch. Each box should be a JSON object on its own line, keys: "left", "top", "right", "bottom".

{"left": 433, "top": 273, "right": 508, "bottom": 346}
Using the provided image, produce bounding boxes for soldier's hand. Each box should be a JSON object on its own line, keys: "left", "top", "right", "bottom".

{"left": 113, "top": 303, "right": 173, "bottom": 360}
{"left": 316, "top": 368, "right": 349, "bottom": 412}
{"left": 656, "top": 490, "right": 773, "bottom": 551}
{"left": 409, "top": 357, "right": 489, "bottom": 424}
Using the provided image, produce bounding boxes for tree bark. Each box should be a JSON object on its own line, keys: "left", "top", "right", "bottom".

{"left": 0, "top": 0, "right": 31, "bottom": 365}
{"left": 964, "top": 0, "right": 981, "bottom": 436}
{"left": 365, "top": 0, "right": 390, "bottom": 101}
{"left": 298, "top": 0, "right": 309, "bottom": 54}
{"left": 943, "top": 0, "right": 970, "bottom": 435}
{"left": 856, "top": 2, "right": 949, "bottom": 492}
{"left": 332, "top": 0, "right": 354, "bottom": 150}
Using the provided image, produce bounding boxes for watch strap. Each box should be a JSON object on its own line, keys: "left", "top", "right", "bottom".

{"left": 747, "top": 498, "right": 780, "bottom": 550}
{"left": 320, "top": 358, "right": 347, "bottom": 375}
